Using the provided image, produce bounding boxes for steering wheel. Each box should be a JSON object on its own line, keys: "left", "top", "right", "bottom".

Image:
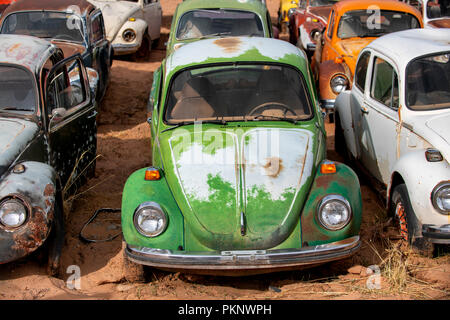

{"left": 247, "top": 102, "right": 297, "bottom": 117}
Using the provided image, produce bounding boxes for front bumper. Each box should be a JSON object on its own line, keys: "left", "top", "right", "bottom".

{"left": 126, "top": 236, "right": 360, "bottom": 273}
{"left": 320, "top": 99, "right": 335, "bottom": 111}
{"left": 422, "top": 224, "right": 450, "bottom": 244}
{"left": 112, "top": 42, "right": 140, "bottom": 55}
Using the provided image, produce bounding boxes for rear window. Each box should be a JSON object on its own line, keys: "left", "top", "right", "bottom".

{"left": 0, "top": 65, "right": 37, "bottom": 113}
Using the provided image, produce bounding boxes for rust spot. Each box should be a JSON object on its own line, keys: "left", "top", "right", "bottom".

{"left": 263, "top": 157, "right": 283, "bottom": 178}
{"left": 12, "top": 208, "right": 50, "bottom": 254}
{"left": 213, "top": 37, "right": 242, "bottom": 54}
{"left": 44, "top": 183, "right": 55, "bottom": 197}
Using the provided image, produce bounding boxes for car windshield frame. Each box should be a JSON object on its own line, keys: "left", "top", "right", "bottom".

{"left": 0, "top": 10, "right": 86, "bottom": 44}
{"left": 0, "top": 63, "right": 39, "bottom": 115}
{"left": 405, "top": 51, "right": 450, "bottom": 112}
{"left": 336, "top": 9, "right": 421, "bottom": 40}
{"left": 175, "top": 9, "right": 265, "bottom": 41}
{"left": 426, "top": 0, "right": 450, "bottom": 19}
{"left": 163, "top": 62, "right": 314, "bottom": 126}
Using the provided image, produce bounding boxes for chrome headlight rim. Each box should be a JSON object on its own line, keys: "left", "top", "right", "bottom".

{"left": 122, "top": 28, "right": 137, "bottom": 42}
{"left": 133, "top": 202, "right": 168, "bottom": 238}
{"left": 330, "top": 74, "right": 349, "bottom": 95}
{"left": 431, "top": 182, "right": 450, "bottom": 215}
{"left": 317, "top": 194, "right": 352, "bottom": 231}
{"left": 0, "top": 194, "right": 30, "bottom": 230}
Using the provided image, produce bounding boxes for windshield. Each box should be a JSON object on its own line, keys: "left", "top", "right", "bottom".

{"left": 337, "top": 10, "right": 420, "bottom": 39}
{"left": 406, "top": 52, "right": 450, "bottom": 111}
{"left": 426, "top": 0, "right": 450, "bottom": 19}
{"left": 165, "top": 64, "right": 312, "bottom": 124}
{"left": 176, "top": 9, "right": 264, "bottom": 40}
{"left": 0, "top": 65, "right": 36, "bottom": 113}
{"left": 1, "top": 11, "right": 85, "bottom": 43}
{"left": 309, "top": 0, "right": 340, "bottom": 7}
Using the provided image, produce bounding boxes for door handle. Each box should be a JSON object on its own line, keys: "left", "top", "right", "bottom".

{"left": 87, "top": 111, "right": 98, "bottom": 119}
{"left": 360, "top": 105, "right": 369, "bottom": 114}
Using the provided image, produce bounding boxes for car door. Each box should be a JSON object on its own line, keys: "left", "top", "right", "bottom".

{"left": 357, "top": 54, "right": 401, "bottom": 185}
{"left": 142, "top": 0, "right": 162, "bottom": 41}
{"left": 45, "top": 55, "right": 97, "bottom": 187}
{"left": 321, "top": 9, "right": 336, "bottom": 62}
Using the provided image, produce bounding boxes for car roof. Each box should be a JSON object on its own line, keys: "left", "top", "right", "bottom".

{"left": 165, "top": 36, "right": 308, "bottom": 77}
{"left": 2, "top": 0, "right": 96, "bottom": 17}
{"left": 366, "top": 28, "right": 450, "bottom": 70}
{"left": 333, "top": 0, "right": 421, "bottom": 17}
{"left": 0, "top": 34, "right": 54, "bottom": 73}
{"left": 176, "top": 0, "right": 268, "bottom": 16}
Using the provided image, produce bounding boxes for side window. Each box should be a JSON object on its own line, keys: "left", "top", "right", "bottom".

{"left": 91, "top": 13, "right": 105, "bottom": 43}
{"left": 371, "top": 57, "right": 399, "bottom": 110}
{"left": 327, "top": 11, "right": 335, "bottom": 39}
{"left": 354, "top": 51, "right": 371, "bottom": 92}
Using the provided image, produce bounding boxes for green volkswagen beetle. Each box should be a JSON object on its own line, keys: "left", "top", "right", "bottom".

{"left": 121, "top": 37, "right": 362, "bottom": 278}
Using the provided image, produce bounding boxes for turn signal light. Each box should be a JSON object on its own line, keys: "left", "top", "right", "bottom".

{"left": 425, "top": 149, "right": 443, "bottom": 162}
{"left": 321, "top": 162, "right": 337, "bottom": 174}
{"left": 145, "top": 168, "right": 161, "bottom": 181}
{"left": 334, "top": 57, "right": 343, "bottom": 64}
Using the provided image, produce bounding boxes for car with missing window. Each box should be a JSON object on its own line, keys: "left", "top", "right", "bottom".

{"left": 288, "top": 0, "right": 340, "bottom": 56}
{"left": 334, "top": 29, "right": 450, "bottom": 255}
{"left": 0, "top": 35, "right": 99, "bottom": 274}
{"left": 87, "top": 0, "right": 162, "bottom": 60}
{"left": 0, "top": 0, "right": 112, "bottom": 101}
{"left": 166, "top": 0, "right": 276, "bottom": 56}
{"left": 311, "top": 0, "right": 422, "bottom": 115}
{"left": 120, "top": 36, "right": 362, "bottom": 279}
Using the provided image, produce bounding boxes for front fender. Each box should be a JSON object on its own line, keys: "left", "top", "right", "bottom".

{"left": 301, "top": 162, "right": 362, "bottom": 246}
{"left": 121, "top": 168, "right": 184, "bottom": 251}
{"left": 318, "top": 60, "right": 351, "bottom": 101}
{"left": 335, "top": 90, "right": 358, "bottom": 158}
{"left": 112, "top": 18, "right": 148, "bottom": 46}
{"left": 389, "top": 150, "right": 450, "bottom": 227}
{"left": 0, "top": 161, "right": 58, "bottom": 264}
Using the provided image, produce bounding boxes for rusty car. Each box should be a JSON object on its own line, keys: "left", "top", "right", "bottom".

{"left": 311, "top": 0, "right": 422, "bottom": 115}
{"left": 0, "top": 0, "right": 12, "bottom": 17}
{"left": 0, "top": 0, "right": 112, "bottom": 101}
{"left": 87, "top": 0, "right": 162, "bottom": 60}
{"left": 334, "top": 28, "right": 450, "bottom": 255}
{"left": 288, "top": 0, "right": 340, "bottom": 56}
{"left": 278, "top": 0, "right": 298, "bottom": 32}
{"left": 0, "top": 34, "right": 99, "bottom": 274}
{"left": 410, "top": 0, "right": 450, "bottom": 28}
{"left": 166, "top": 0, "right": 276, "bottom": 56}
{"left": 120, "top": 36, "right": 362, "bottom": 280}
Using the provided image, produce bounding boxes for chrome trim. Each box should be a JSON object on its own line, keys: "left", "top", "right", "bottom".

{"left": 133, "top": 202, "right": 168, "bottom": 238}
{"left": 422, "top": 224, "right": 450, "bottom": 244}
{"left": 317, "top": 194, "right": 352, "bottom": 231}
{"left": 320, "top": 99, "right": 335, "bottom": 111}
{"left": 112, "top": 43, "right": 140, "bottom": 55}
{"left": 125, "top": 236, "right": 361, "bottom": 270}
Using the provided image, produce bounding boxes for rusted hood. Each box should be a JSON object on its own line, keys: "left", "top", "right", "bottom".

{"left": 337, "top": 38, "right": 374, "bottom": 72}
{"left": 309, "top": 6, "right": 332, "bottom": 23}
{"left": 163, "top": 126, "right": 315, "bottom": 250}
{"left": 51, "top": 41, "right": 86, "bottom": 57}
{"left": 88, "top": 0, "right": 141, "bottom": 41}
{"left": 428, "top": 19, "right": 450, "bottom": 28}
{"left": 0, "top": 118, "right": 38, "bottom": 177}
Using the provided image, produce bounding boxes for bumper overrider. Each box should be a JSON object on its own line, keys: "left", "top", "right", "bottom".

{"left": 126, "top": 236, "right": 360, "bottom": 271}
{"left": 422, "top": 224, "right": 450, "bottom": 244}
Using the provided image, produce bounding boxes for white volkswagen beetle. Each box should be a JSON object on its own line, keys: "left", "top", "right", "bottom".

{"left": 88, "top": 0, "right": 162, "bottom": 59}
{"left": 334, "top": 28, "right": 450, "bottom": 254}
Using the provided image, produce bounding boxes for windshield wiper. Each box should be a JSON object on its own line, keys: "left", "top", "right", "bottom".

{"left": 252, "top": 115, "right": 298, "bottom": 124}
{"left": 198, "top": 32, "right": 231, "bottom": 39}
{"left": 161, "top": 119, "right": 227, "bottom": 133}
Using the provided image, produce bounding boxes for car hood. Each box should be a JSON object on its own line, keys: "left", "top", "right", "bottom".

{"left": 428, "top": 18, "right": 450, "bottom": 28}
{"left": 88, "top": 0, "right": 140, "bottom": 41}
{"left": 161, "top": 126, "right": 316, "bottom": 250}
{"left": 337, "top": 38, "right": 374, "bottom": 72}
{"left": 0, "top": 118, "right": 38, "bottom": 177}
{"left": 309, "top": 6, "right": 332, "bottom": 24}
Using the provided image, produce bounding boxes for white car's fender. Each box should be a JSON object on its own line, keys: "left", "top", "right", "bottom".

{"left": 112, "top": 18, "right": 148, "bottom": 47}
{"left": 335, "top": 90, "right": 358, "bottom": 158}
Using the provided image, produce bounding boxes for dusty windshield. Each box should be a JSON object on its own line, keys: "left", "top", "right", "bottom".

{"left": 1, "top": 11, "right": 85, "bottom": 43}
{"left": 0, "top": 66, "right": 36, "bottom": 113}
{"left": 406, "top": 52, "right": 450, "bottom": 110}
{"left": 310, "top": 0, "right": 340, "bottom": 7}
{"left": 337, "top": 10, "right": 420, "bottom": 39}
{"left": 165, "top": 64, "right": 312, "bottom": 124}
{"left": 426, "top": 0, "right": 450, "bottom": 19}
{"left": 176, "top": 9, "right": 264, "bottom": 40}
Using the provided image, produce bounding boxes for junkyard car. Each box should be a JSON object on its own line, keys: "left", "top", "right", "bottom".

{"left": 1, "top": 0, "right": 112, "bottom": 101}
{"left": 0, "top": 0, "right": 12, "bottom": 17}
{"left": 312, "top": 0, "right": 422, "bottom": 113}
{"left": 0, "top": 35, "right": 98, "bottom": 273}
{"left": 166, "top": 0, "right": 276, "bottom": 56}
{"left": 334, "top": 29, "right": 450, "bottom": 254}
{"left": 88, "top": 0, "right": 162, "bottom": 59}
{"left": 121, "top": 37, "right": 362, "bottom": 278}
{"left": 411, "top": 0, "right": 450, "bottom": 28}
{"left": 278, "top": 0, "right": 298, "bottom": 32}
{"left": 288, "top": 0, "right": 340, "bottom": 55}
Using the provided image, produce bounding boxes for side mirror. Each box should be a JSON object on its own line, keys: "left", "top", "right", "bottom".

{"left": 272, "top": 26, "right": 280, "bottom": 39}
{"left": 50, "top": 108, "right": 67, "bottom": 125}
{"left": 86, "top": 67, "right": 99, "bottom": 100}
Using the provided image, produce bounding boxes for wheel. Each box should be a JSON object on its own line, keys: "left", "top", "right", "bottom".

{"left": 391, "top": 184, "right": 434, "bottom": 257}
{"left": 122, "top": 242, "right": 145, "bottom": 282}
{"left": 132, "top": 34, "right": 151, "bottom": 61}
{"left": 334, "top": 113, "right": 349, "bottom": 160}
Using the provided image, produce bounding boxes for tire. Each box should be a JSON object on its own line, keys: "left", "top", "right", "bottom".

{"left": 334, "top": 113, "right": 349, "bottom": 160}
{"left": 47, "top": 198, "right": 65, "bottom": 277}
{"left": 132, "top": 34, "right": 151, "bottom": 61}
{"left": 122, "top": 242, "right": 145, "bottom": 282}
{"left": 391, "top": 184, "right": 434, "bottom": 257}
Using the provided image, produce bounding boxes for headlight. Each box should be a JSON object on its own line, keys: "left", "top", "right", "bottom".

{"left": 0, "top": 198, "right": 28, "bottom": 229}
{"left": 122, "top": 29, "right": 136, "bottom": 42}
{"left": 317, "top": 195, "right": 352, "bottom": 230}
{"left": 133, "top": 202, "right": 168, "bottom": 237}
{"left": 432, "top": 182, "right": 450, "bottom": 214}
{"left": 330, "top": 75, "right": 348, "bottom": 94}
{"left": 310, "top": 29, "right": 321, "bottom": 42}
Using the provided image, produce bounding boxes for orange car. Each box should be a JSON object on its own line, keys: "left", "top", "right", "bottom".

{"left": 312, "top": 0, "right": 423, "bottom": 113}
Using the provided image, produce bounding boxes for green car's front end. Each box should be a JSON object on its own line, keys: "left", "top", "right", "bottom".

{"left": 122, "top": 37, "right": 362, "bottom": 275}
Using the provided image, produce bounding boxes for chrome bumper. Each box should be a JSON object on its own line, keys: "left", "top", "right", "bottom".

{"left": 112, "top": 43, "right": 140, "bottom": 55}
{"left": 126, "top": 236, "right": 360, "bottom": 271}
{"left": 320, "top": 99, "right": 336, "bottom": 111}
{"left": 422, "top": 224, "right": 450, "bottom": 244}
